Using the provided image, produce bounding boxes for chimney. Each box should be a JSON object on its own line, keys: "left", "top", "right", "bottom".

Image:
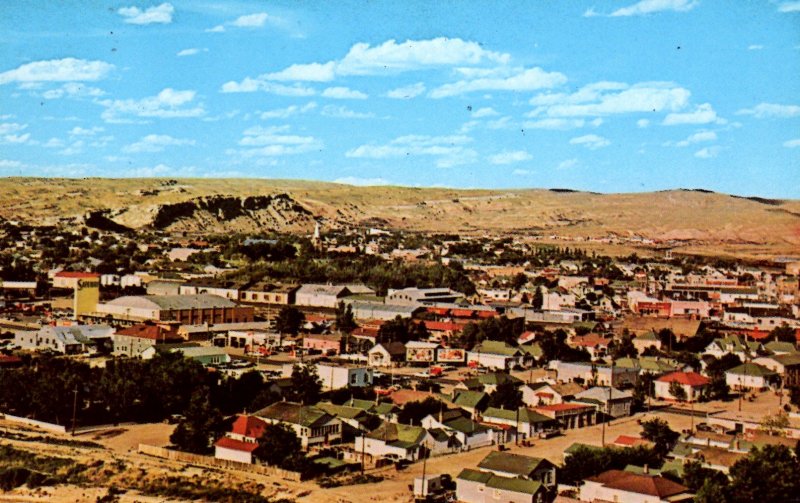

{"left": 643, "top": 464, "right": 649, "bottom": 474}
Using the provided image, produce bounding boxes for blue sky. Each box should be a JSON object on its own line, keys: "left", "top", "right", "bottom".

{"left": 1, "top": 0, "right": 798, "bottom": 197}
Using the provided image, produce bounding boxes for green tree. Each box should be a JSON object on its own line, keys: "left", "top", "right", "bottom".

{"left": 769, "top": 324, "right": 796, "bottom": 344}
{"left": 609, "top": 335, "right": 638, "bottom": 360}
{"left": 335, "top": 301, "right": 357, "bottom": 333}
{"left": 275, "top": 306, "right": 304, "bottom": 337}
{"left": 169, "top": 386, "right": 223, "bottom": 454}
{"left": 397, "top": 397, "right": 445, "bottom": 426}
{"left": 254, "top": 423, "right": 302, "bottom": 466}
{"left": 286, "top": 364, "right": 322, "bottom": 405}
{"left": 488, "top": 381, "right": 523, "bottom": 410}
{"left": 727, "top": 445, "right": 800, "bottom": 503}
{"left": 668, "top": 380, "right": 688, "bottom": 402}
{"left": 377, "top": 316, "right": 429, "bottom": 344}
{"left": 640, "top": 418, "right": 679, "bottom": 456}
{"left": 511, "top": 272, "right": 528, "bottom": 291}
{"left": 681, "top": 460, "right": 728, "bottom": 492}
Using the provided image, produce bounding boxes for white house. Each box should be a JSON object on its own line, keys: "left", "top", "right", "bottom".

{"left": 653, "top": 372, "right": 709, "bottom": 402}
{"left": 579, "top": 470, "right": 694, "bottom": 502}
{"left": 253, "top": 401, "right": 341, "bottom": 448}
{"left": 725, "top": 362, "right": 779, "bottom": 391}
{"left": 467, "top": 340, "right": 525, "bottom": 370}
{"left": 213, "top": 415, "right": 267, "bottom": 464}
{"left": 295, "top": 284, "right": 351, "bottom": 309}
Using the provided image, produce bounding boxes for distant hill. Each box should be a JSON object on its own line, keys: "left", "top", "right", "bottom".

{"left": 1, "top": 177, "right": 798, "bottom": 260}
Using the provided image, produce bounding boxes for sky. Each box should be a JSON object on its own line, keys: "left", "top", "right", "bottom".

{"left": 0, "top": 0, "right": 798, "bottom": 197}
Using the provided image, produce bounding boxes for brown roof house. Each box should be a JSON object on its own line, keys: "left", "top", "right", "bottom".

{"left": 579, "top": 469, "right": 693, "bottom": 502}
{"left": 456, "top": 451, "right": 556, "bottom": 503}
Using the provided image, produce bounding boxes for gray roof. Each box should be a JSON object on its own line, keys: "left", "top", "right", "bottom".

{"left": 297, "top": 284, "right": 350, "bottom": 296}
{"left": 574, "top": 386, "right": 633, "bottom": 403}
{"left": 106, "top": 294, "right": 237, "bottom": 311}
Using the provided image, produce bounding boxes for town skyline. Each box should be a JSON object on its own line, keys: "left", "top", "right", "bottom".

{"left": 0, "top": 1, "right": 799, "bottom": 197}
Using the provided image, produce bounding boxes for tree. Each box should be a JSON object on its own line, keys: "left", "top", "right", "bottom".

{"left": 397, "top": 397, "right": 444, "bottom": 426}
{"left": 531, "top": 286, "right": 544, "bottom": 309}
{"left": 640, "top": 418, "right": 679, "bottom": 456}
{"left": 286, "top": 364, "right": 321, "bottom": 405}
{"left": 511, "top": 273, "right": 528, "bottom": 291}
{"left": 275, "top": 306, "right": 304, "bottom": 337}
{"left": 668, "top": 380, "right": 688, "bottom": 402}
{"left": 377, "top": 316, "right": 429, "bottom": 344}
{"left": 769, "top": 324, "right": 796, "bottom": 344}
{"left": 609, "top": 335, "right": 638, "bottom": 360}
{"left": 681, "top": 460, "right": 729, "bottom": 492}
{"left": 632, "top": 373, "right": 654, "bottom": 411}
{"left": 488, "top": 381, "right": 523, "bottom": 410}
{"left": 335, "top": 301, "right": 357, "bottom": 334}
{"left": 254, "top": 423, "right": 302, "bottom": 466}
{"left": 727, "top": 445, "right": 800, "bottom": 503}
{"left": 169, "top": 386, "right": 223, "bottom": 454}
{"left": 559, "top": 445, "right": 662, "bottom": 486}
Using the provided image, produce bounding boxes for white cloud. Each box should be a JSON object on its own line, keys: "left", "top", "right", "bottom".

{"left": 0, "top": 58, "right": 114, "bottom": 84}
{"left": 386, "top": 82, "right": 426, "bottom": 99}
{"left": 748, "top": 44, "right": 764, "bottom": 50}
{"left": 230, "top": 125, "right": 322, "bottom": 158}
{"left": 736, "top": 102, "right": 800, "bottom": 118}
{"left": 231, "top": 13, "right": 269, "bottom": 27}
{"left": 265, "top": 62, "right": 336, "bottom": 82}
{"left": 346, "top": 134, "right": 477, "bottom": 168}
{"left": 529, "top": 81, "right": 691, "bottom": 118}
{"left": 260, "top": 102, "right": 317, "bottom": 119}
{"left": 637, "top": 119, "right": 650, "bottom": 128}
{"left": 472, "top": 107, "right": 499, "bottom": 118}
{"left": 118, "top": 3, "right": 174, "bottom": 25}
{"left": 694, "top": 146, "right": 721, "bottom": 158}
{"left": 98, "top": 88, "right": 205, "bottom": 122}
{"left": 784, "top": 139, "right": 800, "bottom": 148}
{"left": 558, "top": 158, "right": 579, "bottom": 170}
{"left": 672, "top": 130, "right": 717, "bottom": 147}
{"left": 662, "top": 103, "right": 720, "bottom": 125}
{"left": 610, "top": 0, "right": 698, "bottom": 17}
{"left": 523, "top": 118, "right": 590, "bottom": 130}
{"left": 488, "top": 150, "right": 532, "bottom": 165}
{"left": 43, "top": 138, "right": 65, "bottom": 148}
{"left": 177, "top": 48, "right": 208, "bottom": 57}
{"left": 320, "top": 105, "right": 375, "bottom": 119}
{"left": 0, "top": 122, "right": 27, "bottom": 135}
{"left": 570, "top": 134, "right": 610, "bottom": 149}
{"left": 778, "top": 1, "right": 800, "bottom": 13}
{"left": 59, "top": 140, "right": 85, "bottom": 155}
{"left": 2, "top": 133, "right": 31, "bottom": 144}
{"left": 122, "top": 134, "right": 196, "bottom": 153}
{"left": 220, "top": 78, "right": 316, "bottom": 96}
{"left": 583, "top": 7, "right": 599, "bottom": 17}
{"left": 487, "top": 116, "right": 514, "bottom": 129}
{"left": 512, "top": 169, "right": 532, "bottom": 176}
{"left": 69, "top": 126, "right": 104, "bottom": 136}
{"left": 337, "top": 37, "right": 510, "bottom": 76}
{"left": 206, "top": 25, "right": 225, "bottom": 33}
{"left": 41, "top": 82, "right": 106, "bottom": 100}
{"left": 321, "top": 86, "right": 368, "bottom": 99}
{"left": 334, "top": 177, "right": 391, "bottom": 186}
{"left": 430, "top": 66, "right": 567, "bottom": 98}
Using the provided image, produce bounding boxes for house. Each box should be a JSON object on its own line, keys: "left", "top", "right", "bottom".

{"left": 572, "top": 387, "right": 634, "bottom": 419}
{"left": 552, "top": 361, "right": 638, "bottom": 387}
{"left": 314, "top": 363, "right": 373, "bottom": 390}
{"left": 387, "top": 287, "right": 464, "bottom": 306}
{"left": 456, "top": 372, "right": 522, "bottom": 395}
{"left": 347, "top": 300, "right": 421, "bottom": 321}
{"left": 521, "top": 382, "right": 584, "bottom": 407}
{"left": 480, "top": 407, "right": 558, "bottom": 440}
{"left": 171, "top": 346, "right": 231, "bottom": 366}
{"left": 253, "top": 401, "right": 341, "bottom": 448}
{"left": 343, "top": 398, "right": 399, "bottom": 422}
{"left": 478, "top": 451, "right": 556, "bottom": 488}
{"left": 467, "top": 340, "right": 526, "bottom": 370}
{"left": 653, "top": 371, "right": 709, "bottom": 402}
{"left": 704, "top": 335, "right": 762, "bottom": 361}
{"left": 753, "top": 353, "right": 800, "bottom": 388}
{"left": 179, "top": 280, "right": 241, "bottom": 301}
{"left": 15, "top": 324, "right": 114, "bottom": 354}
{"left": 314, "top": 402, "right": 373, "bottom": 440}
{"left": 570, "top": 334, "right": 611, "bottom": 360}
{"left": 456, "top": 469, "right": 549, "bottom": 503}
{"left": 112, "top": 322, "right": 184, "bottom": 357}
{"left": 725, "top": 362, "right": 779, "bottom": 391}
{"left": 421, "top": 409, "right": 495, "bottom": 450}
{"left": 214, "top": 415, "right": 267, "bottom": 464}
{"left": 303, "top": 333, "right": 341, "bottom": 355}
{"left": 534, "top": 403, "right": 597, "bottom": 429}
{"left": 579, "top": 469, "right": 694, "bottom": 502}
{"left": 450, "top": 390, "right": 490, "bottom": 418}
{"left": 354, "top": 422, "right": 436, "bottom": 462}
{"left": 295, "top": 284, "right": 351, "bottom": 309}
{"left": 632, "top": 331, "right": 662, "bottom": 353}
{"left": 238, "top": 282, "right": 298, "bottom": 306}
{"left": 368, "top": 341, "right": 406, "bottom": 367}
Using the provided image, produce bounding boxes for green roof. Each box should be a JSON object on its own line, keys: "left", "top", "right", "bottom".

{"left": 478, "top": 372, "right": 522, "bottom": 386}
{"left": 315, "top": 402, "right": 367, "bottom": 420}
{"left": 457, "top": 469, "right": 543, "bottom": 495}
{"left": 367, "top": 422, "right": 427, "bottom": 446}
{"left": 564, "top": 443, "right": 602, "bottom": 455}
{"left": 253, "top": 402, "right": 333, "bottom": 428}
{"left": 521, "top": 343, "right": 544, "bottom": 359}
{"left": 458, "top": 468, "right": 492, "bottom": 483}
{"left": 444, "top": 416, "right": 490, "bottom": 435}
{"left": 473, "top": 340, "right": 522, "bottom": 356}
{"left": 765, "top": 341, "right": 798, "bottom": 354}
{"left": 478, "top": 451, "right": 550, "bottom": 477}
{"left": 452, "top": 390, "right": 489, "bottom": 409}
{"left": 727, "top": 362, "right": 777, "bottom": 377}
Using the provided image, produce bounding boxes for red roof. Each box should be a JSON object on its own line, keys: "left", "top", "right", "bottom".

{"left": 612, "top": 435, "right": 652, "bottom": 447}
{"left": 116, "top": 323, "right": 182, "bottom": 342}
{"left": 427, "top": 307, "right": 451, "bottom": 316}
{"left": 55, "top": 271, "right": 99, "bottom": 278}
{"left": 214, "top": 436, "right": 259, "bottom": 453}
{"left": 230, "top": 415, "right": 268, "bottom": 439}
{"left": 422, "top": 321, "right": 464, "bottom": 333}
{"left": 656, "top": 371, "right": 710, "bottom": 386}
{"left": 586, "top": 470, "right": 689, "bottom": 498}
{"left": 535, "top": 403, "right": 593, "bottom": 412}
{"left": 572, "top": 334, "right": 611, "bottom": 347}
{"left": 0, "top": 355, "right": 22, "bottom": 365}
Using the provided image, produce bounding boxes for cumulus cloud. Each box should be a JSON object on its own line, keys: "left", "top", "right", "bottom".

{"left": 694, "top": 146, "right": 721, "bottom": 158}
{"left": 177, "top": 48, "right": 208, "bottom": 57}
{"left": 321, "top": 86, "right": 368, "bottom": 99}
{"left": 610, "top": 0, "right": 698, "bottom": 17}
{"left": 320, "top": 105, "right": 375, "bottom": 119}
{"left": 747, "top": 44, "right": 764, "bottom": 50}
{"left": 529, "top": 81, "right": 691, "bottom": 118}
{"left": 430, "top": 66, "right": 566, "bottom": 98}
{"left": 671, "top": 130, "right": 717, "bottom": 147}
{"left": 346, "top": 134, "right": 477, "bottom": 168}
{"left": 0, "top": 58, "right": 114, "bottom": 84}
{"left": 663, "top": 103, "right": 721, "bottom": 125}
{"left": 488, "top": 150, "right": 532, "bottom": 165}
{"left": 637, "top": 119, "right": 650, "bottom": 128}
{"left": 231, "top": 13, "right": 269, "bottom": 27}
{"left": 265, "top": 62, "right": 336, "bottom": 82}
{"left": 784, "top": 139, "right": 800, "bottom": 148}
{"left": 0, "top": 122, "right": 27, "bottom": 135}
{"left": 472, "top": 107, "right": 499, "bottom": 118}
{"left": 570, "top": 134, "right": 610, "bottom": 149}
{"left": 386, "top": 82, "right": 426, "bottom": 99}
{"left": 98, "top": 88, "right": 205, "bottom": 122}
{"left": 777, "top": 1, "right": 800, "bottom": 13}
{"left": 220, "top": 78, "right": 315, "bottom": 96}
{"left": 260, "top": 102, "right": 317, "bottom": 119}
{"left": 334, "top": 177, "right": 391, "bottom": 186}
{"left": 736, "top": 103, "right": 800, "bottom": 118}
{"left": 523, "top": 118, "right": 602, "bottom": 130}
{"left": 122, "top": 134, "right": 196, "bottom": 153}
{"left": 118, "top": 3, "right": 174, "bottom": 25}
{"left": 230, "top": 125, "right": 322, "bottom": 158}
{"left": 40, "top": 82, "right": 105, "bottom": 100}
{"left": 69, "top": 126, "right": 104, "bottom": 136}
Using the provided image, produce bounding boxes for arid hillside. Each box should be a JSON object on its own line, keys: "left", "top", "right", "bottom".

{"left": 1, "top": 178, "right": 798, "bottom": 259}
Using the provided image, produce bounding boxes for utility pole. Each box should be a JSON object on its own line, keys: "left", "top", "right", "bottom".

{"left": 515, "top": 406, "right": 520, "bottom": 446}
{"left": 71, "top": 386, "right": 78, "bottom": 436}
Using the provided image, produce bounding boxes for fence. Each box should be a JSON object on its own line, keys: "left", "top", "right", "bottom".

{"left": 138, "top": 444, "right": 302, "bottom": 481}
{"left": 1, "top": 413, "right": 136, "bottom": 435}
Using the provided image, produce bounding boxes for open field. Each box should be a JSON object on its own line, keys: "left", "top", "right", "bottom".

{"left": 1, "top": 178, "right": 798, "bottom": 259}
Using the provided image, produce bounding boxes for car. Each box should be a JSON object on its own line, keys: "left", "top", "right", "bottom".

{"left": 695, "top": 423, "right": 713, "bottom": 432}
{"left": 414, "top": 370, "right": 431, "bottom": 378}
